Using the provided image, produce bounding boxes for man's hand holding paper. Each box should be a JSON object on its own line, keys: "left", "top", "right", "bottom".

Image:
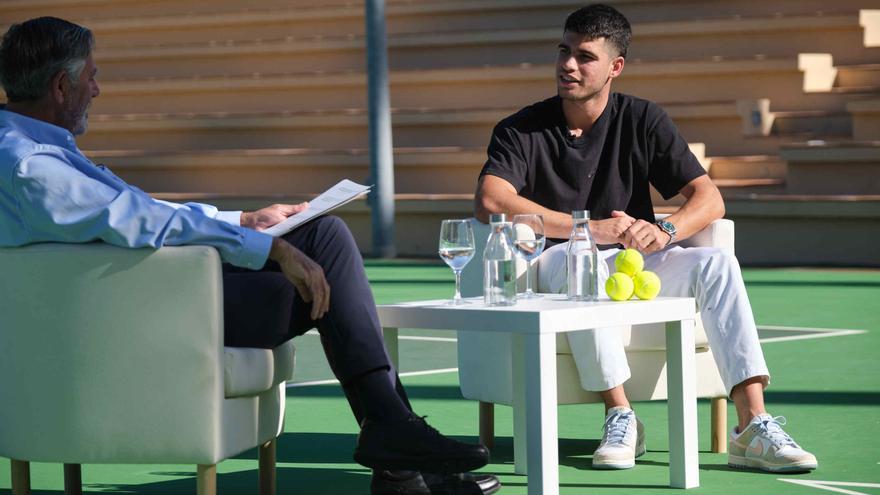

{"left": 242, "top": 202, "right": 310, "bottom": 231}
{"left": 262, "top": 180, "right": 372, "bottom": 237}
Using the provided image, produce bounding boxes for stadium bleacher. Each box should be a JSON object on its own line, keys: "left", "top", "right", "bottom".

{"left": 1, "top": 0, "right": 877, "bottom": 263}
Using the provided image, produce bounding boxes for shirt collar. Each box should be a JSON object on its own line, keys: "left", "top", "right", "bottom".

{"left": 553, "top": 94, "right": 615, "bottom": 147}
{"left": 0, "top": 106, "right": 78, "bottom": 151}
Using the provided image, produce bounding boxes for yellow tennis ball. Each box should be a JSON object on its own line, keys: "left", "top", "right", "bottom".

{"left": 633, "top": 270, "right": 661, "bottom": 300}
{"left": 615, "top": 249, "right": 644, "bottom": 276}
{"left": 605, "top": 272, "right": 635, "bottom": 301}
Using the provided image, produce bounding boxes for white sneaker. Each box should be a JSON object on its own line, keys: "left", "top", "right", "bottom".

{"left": 592, "top": 406, "right": 646, "bottom": 469}
{"left": 728, "top": 414, "right": 818, "bottom": 473}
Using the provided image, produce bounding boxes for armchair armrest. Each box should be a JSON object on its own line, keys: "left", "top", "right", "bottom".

{"left": 656, "top": 214, "right": 735, "bottom": 252}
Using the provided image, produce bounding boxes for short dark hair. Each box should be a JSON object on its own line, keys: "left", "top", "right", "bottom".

{"left": 0, "top": 17, "right": 94, "bottom": 102}
{"left": 563, "top": 4, "right": 632, "bottom": 59}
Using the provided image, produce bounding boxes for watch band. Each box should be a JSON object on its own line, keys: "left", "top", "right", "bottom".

{"left": 655, "top": 220, "right": 677, "bottom": 247}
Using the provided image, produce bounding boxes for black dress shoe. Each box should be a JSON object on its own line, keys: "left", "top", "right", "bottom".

{"left": 355, "top": 415, "right": 490, "bottom": 473}
{"left": 371, "top": 470, "right": 501, "bottom": 495}
{"left": 422, "top": 472, "right": 501, "bottom": 495}
{"left": 371, "top": 470, "right": 429, "bottom": 495}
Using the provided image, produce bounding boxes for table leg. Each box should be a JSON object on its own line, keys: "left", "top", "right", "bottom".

{"left": 666, "top": 318, "right": 699, "bottom": 489}
{"left": 512, "top": 332, "right": 559, "bottom": 495}
{"left": 512, "top": 334, "right": 527, "bottom": 475}
{"left": 383, "top": 327, "right": 400, "bottom": 370}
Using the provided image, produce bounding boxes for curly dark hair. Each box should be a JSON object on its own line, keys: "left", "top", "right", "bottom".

{"left": 563, "top": 4, "right": 632, "bottom": 59}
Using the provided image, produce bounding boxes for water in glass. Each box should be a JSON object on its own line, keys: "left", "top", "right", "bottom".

{"left": 438, "top": 219, "right": 475, "bottom": 305}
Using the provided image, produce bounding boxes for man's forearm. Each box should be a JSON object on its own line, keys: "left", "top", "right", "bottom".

{"left": 269, "top": 236, "right": 291, "bottom": 263}
{"left": 664, "top": 175, "right": 725, "bottom": 242}
{"left": 475, "top": 176, "right": 574, "bottom": 238}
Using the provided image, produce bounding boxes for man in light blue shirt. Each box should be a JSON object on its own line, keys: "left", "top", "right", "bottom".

{"left": 0, "top": 17, "right": 499, "bottom": 495}
{"left": 0, "top": 92, "right": 276, "bottom": 270}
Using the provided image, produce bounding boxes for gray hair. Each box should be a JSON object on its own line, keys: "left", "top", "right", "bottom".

{"left": 0, "top": 17, "right": 94, "bottom": 102}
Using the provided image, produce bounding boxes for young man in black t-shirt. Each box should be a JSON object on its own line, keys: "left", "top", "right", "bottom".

{"left": 474, "top": 4, "right": 817, "bottom": 473}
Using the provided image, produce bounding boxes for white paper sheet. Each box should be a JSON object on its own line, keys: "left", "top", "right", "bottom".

{"left": 262, "top": 179, "right": 372, "bottom": 237}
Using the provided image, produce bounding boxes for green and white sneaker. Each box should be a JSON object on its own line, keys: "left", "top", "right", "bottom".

{"left": 729, "top": 414, "right": 818, "bottom": 473}
{"left": 592, "top": 407, "right": 646, "bottom": 469}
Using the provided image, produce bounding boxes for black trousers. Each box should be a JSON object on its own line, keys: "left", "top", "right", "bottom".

{"left": 222, "top": 215, "right": 394, "bottom": 386}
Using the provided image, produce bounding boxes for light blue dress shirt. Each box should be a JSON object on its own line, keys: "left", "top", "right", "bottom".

{"left": 0, "top": 108, "right": 273, "bottom": 269}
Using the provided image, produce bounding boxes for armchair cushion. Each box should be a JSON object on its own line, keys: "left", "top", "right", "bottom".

{"left": 224, "top": 339, "right": 295, "bottom": 398}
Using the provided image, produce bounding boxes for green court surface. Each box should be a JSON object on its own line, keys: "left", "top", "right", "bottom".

{"left": 2, "top": 262, "right": 879, "bottom": 494}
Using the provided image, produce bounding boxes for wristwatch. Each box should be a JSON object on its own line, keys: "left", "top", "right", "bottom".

{"left": 655, "top": 219, "right": 677, "bottom": 246}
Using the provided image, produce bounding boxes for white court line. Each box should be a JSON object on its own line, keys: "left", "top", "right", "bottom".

{"left": 398, "top": 367, "right": 458, "bottom": 377}
{"left": 403, "top": 327, "right": 870, "bottom": 345}
{"left": 389, "top": 326, "right": 868, "bottom": 345}
{"left": 307, "top": 326, "right": 867, "bottom": 345}
{"left": 289, "top": 325, "right": 865, "bottom": 388}
{"left": 757, "top": 325, "right": 866, "bottom": 344}
{"left": 398, "top": 335, "right": 458, "bottom": 343}
{"left": 759, "top": 325, "right": 866, "bottom": 332}
{"left": 287, "top": 367, "right": 458, "bottom": 388}
{"left": 779, "top": 479, "right": 880, "bottom": 495}
{"left": 303, "top": 329, "right": 456, "bottom": 343}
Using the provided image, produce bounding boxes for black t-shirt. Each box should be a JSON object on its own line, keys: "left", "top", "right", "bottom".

{"left": 480, "top": 93, "right": 706, "bottom": 244}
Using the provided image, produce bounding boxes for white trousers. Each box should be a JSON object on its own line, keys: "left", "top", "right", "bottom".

{"left": 536, "top": 243, "right": 769, "bottom": 396}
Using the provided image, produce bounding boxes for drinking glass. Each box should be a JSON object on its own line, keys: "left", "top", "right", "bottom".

{"left": 438, "top": 219, "right": 475, "bottom": 305}
{"left": 512, "top": 214, "right": 546, "bottom": 299}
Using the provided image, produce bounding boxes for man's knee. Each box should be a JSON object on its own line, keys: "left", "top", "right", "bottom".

{"left": 310, "top": 215, "right": 361, "bottom": 259}
{"left": 679, "top": 247, "right": 743, "bottom": 293}
{"left": 292, "top": 215, "right": 355, "bottom": 246}
{"left": 313, "top": 215, "right": 349, "bottom": 236}
{"left": 690, "top": 246, "right": 737, "bottom": 273}
{"left": 536, "top": 244, "right": 568, "bottom": 293}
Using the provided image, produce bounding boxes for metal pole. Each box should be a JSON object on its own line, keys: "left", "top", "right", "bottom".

{"left": 365, "top": 0, "right": 396, "bottom": 258}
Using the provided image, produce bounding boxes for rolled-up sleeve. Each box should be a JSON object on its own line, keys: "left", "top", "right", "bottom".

{"left": 12, "top": 149, "right": 272, "bottom": 269}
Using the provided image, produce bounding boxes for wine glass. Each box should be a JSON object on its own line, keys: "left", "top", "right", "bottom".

{"left": 512, "top": 214, "right": 546, "bottom": 299}
{"left": 438, "top": 219, "right": 475, "bottom": 305}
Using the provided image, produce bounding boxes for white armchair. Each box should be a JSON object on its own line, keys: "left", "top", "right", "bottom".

{"left": 0, "top": 243, "right": 294, "bottom": 495}
{"left": 457, "top": 216, "right": 733, "bottom": 453}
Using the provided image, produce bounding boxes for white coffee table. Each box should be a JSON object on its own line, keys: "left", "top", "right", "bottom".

{"left": 377, "top": 294, "right": 698, "bottom": 495}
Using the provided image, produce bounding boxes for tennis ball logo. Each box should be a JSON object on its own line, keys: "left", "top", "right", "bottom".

{"left": 607, "top": 250, "right": 661, "bottom": 301}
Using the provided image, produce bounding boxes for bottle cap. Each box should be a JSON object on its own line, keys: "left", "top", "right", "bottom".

{"left": 572, "top": 210, "right": 590, "bottom": 220}
{"left": 489, "top": 213, "right": 507, "bottom": 224}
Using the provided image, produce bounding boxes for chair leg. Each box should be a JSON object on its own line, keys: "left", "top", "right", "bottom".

{"left": 259, "top": 438, "right": 277, "bottom": 495}
{"left": 197, "top": 464, "right": 216, "bottom": 495}
{"left": 64, "top": 464, "right": 82, "bottom": 495}
{"left": 11, "top": 459, "right": 30, "bottom": 495}
{"left": 711, "top": 397, "right": 728, "bottom": 453}
{"left": 479, "top": 401, "right": 495, "bottom": 449}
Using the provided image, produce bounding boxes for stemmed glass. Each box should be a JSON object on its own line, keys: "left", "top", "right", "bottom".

{"left": 438, "top": 219, "right": 475, "bottom": 305}
{"left": 512, "top": 214, "right": 546, "bottom": 299}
